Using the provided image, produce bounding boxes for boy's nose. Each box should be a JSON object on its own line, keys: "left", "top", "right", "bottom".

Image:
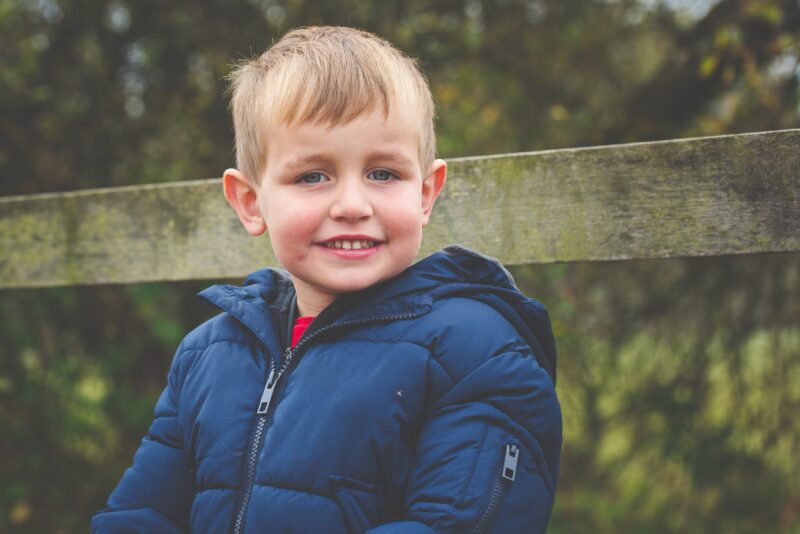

{"left": 329, "top": 179, "right": 374, "bottom": 221}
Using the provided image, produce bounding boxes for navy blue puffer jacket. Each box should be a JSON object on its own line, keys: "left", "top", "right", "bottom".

{"left": 93, "top": 246, "right": 562, "bottom": 533}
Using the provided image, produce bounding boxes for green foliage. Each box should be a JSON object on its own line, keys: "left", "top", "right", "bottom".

{"left": 0, "top": 281, "right": 214, "bottom": 532}
{"left": 1, "top": 0, "right": 799, "bottom": 531}
{"left": 514, "top": 255, "right": 800, "bottom": 532}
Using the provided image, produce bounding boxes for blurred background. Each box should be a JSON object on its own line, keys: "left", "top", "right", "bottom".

{"left": 1, "top": 0, "right": 799, "bottom": 531}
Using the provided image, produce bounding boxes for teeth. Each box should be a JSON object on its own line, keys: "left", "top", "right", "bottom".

{"left": 326, "top": 240, "right": 375, "bottom": 249}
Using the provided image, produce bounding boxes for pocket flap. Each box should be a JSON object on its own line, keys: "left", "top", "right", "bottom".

{"left": 329, "top": 475, "right": 384, "bottom": 533}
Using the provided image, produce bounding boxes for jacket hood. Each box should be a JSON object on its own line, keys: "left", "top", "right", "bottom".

{"left": 199, "top": 245, "right": 557, "bottom": 383}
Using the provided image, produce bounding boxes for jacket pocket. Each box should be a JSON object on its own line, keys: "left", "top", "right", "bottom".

{"left": 471, "top": 442, "right": 519, "bottom": 534}
{"left": 329, "top": 475, "right": 384, "bottom": 534}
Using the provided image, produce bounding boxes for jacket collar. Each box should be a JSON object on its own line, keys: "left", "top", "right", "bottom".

{"left": 197, "top": 269, "right": 294, "bottom": 358}
{"left": 197, "top": 246, "right": 556, "bottom": 382}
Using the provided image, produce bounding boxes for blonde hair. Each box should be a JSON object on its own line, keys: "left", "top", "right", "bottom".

{"left": 227, "top": 26, "right": 436, "bottom": 182}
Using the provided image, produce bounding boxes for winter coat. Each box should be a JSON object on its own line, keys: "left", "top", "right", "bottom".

{"left": 92, "top": 246, "right": 562, "bottom": 533}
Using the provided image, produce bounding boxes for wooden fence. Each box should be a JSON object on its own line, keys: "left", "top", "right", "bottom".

{"left": 1, "top": 129, "right": 798, "bottom": 289}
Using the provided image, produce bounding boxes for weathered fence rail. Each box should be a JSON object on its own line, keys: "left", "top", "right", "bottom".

{"left": 1, "top": 129, "right": 798, "bottom": 289}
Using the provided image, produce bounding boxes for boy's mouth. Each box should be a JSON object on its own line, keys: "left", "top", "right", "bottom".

{"left": 323, "top": 239, "right": 378, "bottom": 250}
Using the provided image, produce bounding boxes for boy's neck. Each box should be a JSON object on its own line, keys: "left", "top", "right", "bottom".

{"left": 297, "top": 301, "right": 325, "bottom": 317}
{"left": 292, "top": 277, "right": 335, "bottom": 317}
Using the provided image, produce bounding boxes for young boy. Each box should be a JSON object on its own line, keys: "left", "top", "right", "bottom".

{"left": 93, "top": 26, "right": 561, "bottom": 533}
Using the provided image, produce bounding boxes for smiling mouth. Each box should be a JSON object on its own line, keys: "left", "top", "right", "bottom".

{"left": 323, "top": 239, "right": 379, "bottom": 250}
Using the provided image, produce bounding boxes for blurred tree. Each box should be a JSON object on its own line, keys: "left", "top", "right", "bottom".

{"left": 0, "top": 0, "right": 798, "bottom": 532}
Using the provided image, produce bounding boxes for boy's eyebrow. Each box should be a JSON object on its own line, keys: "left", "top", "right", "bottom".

{"left": 281, "top": 152, "right": 334, "bottom": 171}
{"left": 365, "top": 150, "right": 416, "bottom": 167}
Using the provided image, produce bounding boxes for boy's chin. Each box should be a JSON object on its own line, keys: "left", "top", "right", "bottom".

{"left": 324, "top": 270, "right": 404, "bottom": 295}
{"left": 329, "top": 277, "right": 387, "bottom": 294}
{"left": 292, "top": 265, "right": 413, "bottom": 315}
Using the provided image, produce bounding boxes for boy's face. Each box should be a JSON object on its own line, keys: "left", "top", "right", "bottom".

{"left": 224, "top": 110, "right": 446, "bottom": 316}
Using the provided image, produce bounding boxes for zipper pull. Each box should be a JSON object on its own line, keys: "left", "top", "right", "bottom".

{"left": 256, "top": 367, "right": 281, "bottom": 415}
{"left": 502, "top": 443, "right": 519, "bottom": 481}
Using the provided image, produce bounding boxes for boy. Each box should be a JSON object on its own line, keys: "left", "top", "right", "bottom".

{"left": 93, "top": 26, "right": 561, "bottom": 533}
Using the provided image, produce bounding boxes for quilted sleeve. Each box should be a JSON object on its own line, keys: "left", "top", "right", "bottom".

{"left": 369, "top": 301, "right": 562, "bottom": 534}
{"left": 91, "top": 343, "right": 195, "bottom": 533}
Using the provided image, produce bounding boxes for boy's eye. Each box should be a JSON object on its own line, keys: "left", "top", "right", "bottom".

{"left": 298, "top": 172, "right": 328, "bottom": 184}
{"left": 368, "top": 169, "right": 395, "bottom": 182}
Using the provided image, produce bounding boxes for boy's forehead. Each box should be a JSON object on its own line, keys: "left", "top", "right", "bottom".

{"left": 264, "top": 111, "right": 423, "bottom": 167}
{"left": 269, "top": 106, "right": 418, "bottom": 136}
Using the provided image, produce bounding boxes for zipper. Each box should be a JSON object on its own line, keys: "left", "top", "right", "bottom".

{"left": 230, "top": 350, "right": 284, "bottom": 534}
{"left": 471, "top": 443, "right": 519, "bottom": 534}
{"left": 229, "top": 312, "right": 417, "bottom": 534}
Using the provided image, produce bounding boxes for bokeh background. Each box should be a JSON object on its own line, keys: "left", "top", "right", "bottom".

{"left": 1, "top": 0, "right": 799, "bottom": 532}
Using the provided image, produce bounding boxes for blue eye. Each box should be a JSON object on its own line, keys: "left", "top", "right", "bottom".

{"left": 298, "top": 172, "right": 327, "bottom": 184}
{"left": 369, "top": 169, "right": 395, "bottom": 182}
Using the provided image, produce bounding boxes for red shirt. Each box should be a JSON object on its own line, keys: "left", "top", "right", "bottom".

{"left": 291, "top": 316, "right": 315, "bottom": 348}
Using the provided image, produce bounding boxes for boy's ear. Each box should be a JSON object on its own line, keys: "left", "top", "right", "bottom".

{"left": 421, "top": 159, "right": 447, "bottom": 226}
{"left": 222, "top": 168, "right": 267, "bottom": 236}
